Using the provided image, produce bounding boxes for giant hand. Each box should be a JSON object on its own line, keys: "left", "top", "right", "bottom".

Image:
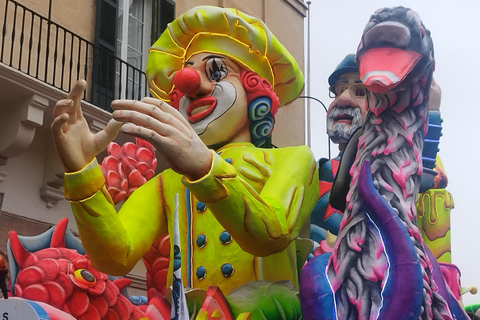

{"left": 110, "top": 97, "right": 212, "bottom": 181}
{"left": 51, "top": 80, "right": 122, "bottom": 172}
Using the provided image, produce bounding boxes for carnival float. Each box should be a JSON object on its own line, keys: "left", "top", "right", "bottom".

{"left": 0, "top": 4, "right": 479, "bottom": 320}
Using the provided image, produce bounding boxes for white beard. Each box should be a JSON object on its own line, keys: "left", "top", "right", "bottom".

{"left": 326, "top": 106, "right": 363, "bottom": 144}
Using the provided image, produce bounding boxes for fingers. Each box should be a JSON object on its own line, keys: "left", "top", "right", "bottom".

{"left": 120, "top": 123, "right": 183, "bottom": 158}
{"left": 93, "top": 119, "right": 123, "bottom": 153}
{"left": 68, "top": 80, "right": 87, "bottom": 120}
{"left": 68, "top": 79, "right": 87, "bottom": 99}
{"left": 53, "top": 99, "right": 73, "bottom": 118}
{"left": 50, "top": 113, "right": 69, "bottom": 138}
{"left": 53, "top": 80, "right": 87, "bottom": 122}
{"left": 113, "top": 110, "right": 179, "bottom": 139}
{"left": 111, "top": 100, "right": 192, "bottom": 136}
{"left": 140, "top": 97, "right": 190, "bottom": 127}
{"left": 104, "top": 119, "right": 124, "bottom": 136}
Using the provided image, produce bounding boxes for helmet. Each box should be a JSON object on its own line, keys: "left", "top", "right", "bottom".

{"left": 328, "top": 54, "right": 358, "bottom": 86}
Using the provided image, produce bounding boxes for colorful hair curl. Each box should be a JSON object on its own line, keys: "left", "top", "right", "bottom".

{"left": 241, "top": 70, "right": 279, "bottom": 146}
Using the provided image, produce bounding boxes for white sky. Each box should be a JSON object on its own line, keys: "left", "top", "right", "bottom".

{"left": 306, "top": 0, "right": 480, "bottom": 306}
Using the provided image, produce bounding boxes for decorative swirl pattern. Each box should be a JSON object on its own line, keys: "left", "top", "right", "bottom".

{"left": 249, "top": 113, "right": 274, "bottom": 146}
{"left": 248, "top": 97, "right": 271, "bottom": 121}
{"left": 241, "top": 70, "right": 280, "bottom": 117}
{"left": 243, "top": 71, "right": 273, "bottom": 91}
{"left": 169, "top": 88, "right": 182, "bottom": 110}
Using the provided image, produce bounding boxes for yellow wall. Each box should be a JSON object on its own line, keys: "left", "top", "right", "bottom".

{"left": 14, "top": 0, "right": 96, "bottom": 41}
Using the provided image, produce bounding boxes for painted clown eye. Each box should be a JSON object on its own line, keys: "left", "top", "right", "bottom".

{"left": 74, "top": 269, "right": 97, "bottom": 288}
{"left": 205, "top": 57, "right": 227, "bottom": 82}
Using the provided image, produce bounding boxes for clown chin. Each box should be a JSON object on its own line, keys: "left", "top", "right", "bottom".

{"left": 179, "top": 82, "right": 237, "bottom": 135}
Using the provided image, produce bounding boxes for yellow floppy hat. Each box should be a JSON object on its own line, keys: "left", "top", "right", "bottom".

{"left": 146, "top": 5, "right": 304, "bottom": 107}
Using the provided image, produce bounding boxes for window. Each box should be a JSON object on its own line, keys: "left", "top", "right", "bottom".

{"left": 92, "top": 0, "right": 175, "bottom": 111}
{"left": 116, "top": 0, "right": 151, "bottom": 100}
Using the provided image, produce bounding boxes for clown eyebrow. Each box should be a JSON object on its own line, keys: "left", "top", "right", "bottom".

{"left": 202, "top": 54, "right": 226, "bottom": 61}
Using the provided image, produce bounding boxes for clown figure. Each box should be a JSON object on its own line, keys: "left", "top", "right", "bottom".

{"left": 51, "top": 5, "right": 318, "bottom": 306}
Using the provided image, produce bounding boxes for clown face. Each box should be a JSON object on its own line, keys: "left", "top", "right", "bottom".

{"left": 173, "top": 53, "right": 250, "bottom": 147}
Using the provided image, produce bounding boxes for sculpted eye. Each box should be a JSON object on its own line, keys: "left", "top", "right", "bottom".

{"left": 74, "top": 269, "right": 97, "bottom": 288}
{"left": 205, "top": 57, "right": 227, "bottom": 82}
{"left": 356, "top": 87, "right": 366, "bottom": 97}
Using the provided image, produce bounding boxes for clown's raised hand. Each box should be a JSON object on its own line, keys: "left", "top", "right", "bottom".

{"left": 51, "top": 80, "right": 122, "bottom": 172}
{"left": 110, "top": 97, "right": 213, "bottom": 181}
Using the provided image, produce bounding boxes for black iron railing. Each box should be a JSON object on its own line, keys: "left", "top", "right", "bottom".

{"left": 0, "top": 0, "right": 148, "bottom": 111}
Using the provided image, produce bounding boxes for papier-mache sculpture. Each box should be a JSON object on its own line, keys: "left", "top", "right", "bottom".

{"left": 50, "top": 5, "right": 318, "bottom": 319}
{"left": 5, "top": 218, "right": 172, "bottom": 320}
{"left": 300, "top": 6, "right": 469, "bottom": 320}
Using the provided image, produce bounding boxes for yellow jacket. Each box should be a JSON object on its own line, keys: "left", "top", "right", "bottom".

{"left": 64, "top": 142, "right": 318, "bottom": 294}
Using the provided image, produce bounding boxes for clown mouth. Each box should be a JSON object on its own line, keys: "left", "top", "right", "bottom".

{"left": 186, "top": 97, "right": 217, "bottom": 123}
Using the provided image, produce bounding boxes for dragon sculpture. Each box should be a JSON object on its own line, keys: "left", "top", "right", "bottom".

{"left": 6, "top": 217, "right": 173, "bottom": 320}
{"left": 300, "top": 7, "right": 469, "bottom": 320}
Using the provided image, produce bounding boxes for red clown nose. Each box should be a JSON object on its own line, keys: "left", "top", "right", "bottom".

{"left": 173, "top": 68, "right": 201, "bottom": 94}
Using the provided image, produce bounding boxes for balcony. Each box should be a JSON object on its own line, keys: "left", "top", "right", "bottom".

{"left": 0, "top": 0, "right": 149, "bottom": 111}
{"left": 0, "top": 0, "right": 149, "bottom": 293}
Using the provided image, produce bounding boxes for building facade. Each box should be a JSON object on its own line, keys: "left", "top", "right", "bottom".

{"left": 0, "top": 0, "right": 307, "bottom": 295}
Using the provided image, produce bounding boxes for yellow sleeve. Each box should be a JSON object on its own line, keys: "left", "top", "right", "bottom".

{"left": 64, "top": 159, "right": 167, "bottom": 275}
{"left": 182, "top": 146, "right": 319, "bottom": 257}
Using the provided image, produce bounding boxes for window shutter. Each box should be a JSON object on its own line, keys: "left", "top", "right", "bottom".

{"left": 92, "top": 0, "right": 118, "bottom": 111}
{"left": 152, "top": 0, "right": 175, "bottom": 43}
{"left": 159, "top": 0, "right": 175, "bottom": 33}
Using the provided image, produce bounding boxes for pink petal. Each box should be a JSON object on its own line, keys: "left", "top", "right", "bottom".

{"left": 117, "top": 163, "right": 125, "bottom": 179}
{"left": 113, "top": 191, "right": 127, "bottom": 204}
{"left": 120, "top": 179, "right": 128, "bottom": 191}
{"left": 106, "top": 171, "right": 122, "bottom": 188}
{"left": 106, "top": 186, "right": 117, "bottom": 200}
{"left": 122, "top": 142, "right": 137, "bottom": 158}
{"left": 144, "top": 169, "right": 155, "bottom": 180}
{"left": 127, "top": 187, "right": 137, "bottom": 197}
{"left": 121, "top": 157, "right": 136, "bottom": 176}
{"left": 136, "top": 148, "right": 155, "bottom": 164}
{"left": 107, "top": 142, "right": 123, "bottom": 159}
{"left": 101, "top": 156, "right": 120, "bottom": 171}
{"left": 128, "top": 170, "right": 146, "bottom": 187}
{"left": 135, "top": 138, "right": 154, "bottom": 153}
{"left": 134, "top": 162, "right": 150, "bottom": 175}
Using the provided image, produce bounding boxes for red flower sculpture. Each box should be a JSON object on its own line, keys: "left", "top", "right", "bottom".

{"left": 142, "top": 234, "right": 171, "bottom": 296}
{"left": 100, "top": 138, "right": 157, "bottom": 204}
